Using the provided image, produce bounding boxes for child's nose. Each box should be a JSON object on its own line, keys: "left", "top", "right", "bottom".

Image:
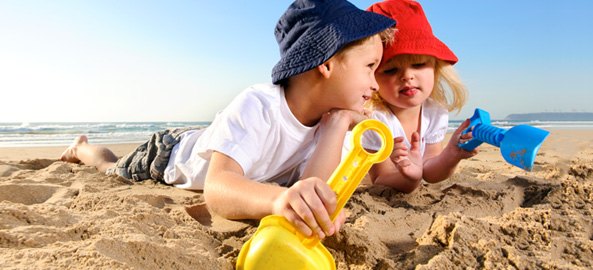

{"left": 401, "top": 69, "right": 414, "bottom": 82}
{"left": 370, "top": 78, "right": 379, "bottom": 92}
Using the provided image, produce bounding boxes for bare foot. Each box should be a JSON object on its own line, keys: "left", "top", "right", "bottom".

{"left": 60, "top": 135, "right": 88, "bottom": 163}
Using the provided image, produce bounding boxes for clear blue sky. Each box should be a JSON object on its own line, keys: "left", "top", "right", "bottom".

{"left": 1, "top": 0, "right": 592, "bottom": 122}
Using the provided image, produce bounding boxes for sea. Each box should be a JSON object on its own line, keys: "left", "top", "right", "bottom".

{"left": 0, "top": 122, "right": 210, "bottom": 148}
{"left": 1, "top": 120, "right": 592, "bottom": 148}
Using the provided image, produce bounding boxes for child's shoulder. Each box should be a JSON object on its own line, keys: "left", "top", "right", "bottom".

{"left": 240, "top": 83, "right": 280, "bottom": 97}
{"left": 234, "top": 83, "right": 282, "bottom": 104}
{"left": 224, "top": 83, "right": 284, "bottom": 117}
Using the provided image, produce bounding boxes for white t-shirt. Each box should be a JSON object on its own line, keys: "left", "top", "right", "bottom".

{"left": 360, "top": 98, "right": 448, "bottom": 157}
{"left": 163, "top": 83, "right": 321, "bottom": 190}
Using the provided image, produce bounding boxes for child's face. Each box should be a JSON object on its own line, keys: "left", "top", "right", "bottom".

{"left": 325, "top": 35, "right": 383, "bottom": 113}
{"left": 375, "top": 54, "right": 435, "bottom": 110}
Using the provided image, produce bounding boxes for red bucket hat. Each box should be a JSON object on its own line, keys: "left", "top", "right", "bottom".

{"left": 367, "top": 0, "right": 458, "bottom": 66}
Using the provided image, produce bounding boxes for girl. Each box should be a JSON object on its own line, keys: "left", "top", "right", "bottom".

{"left": 365, "top": 0, "right": 479, "bottom": 193}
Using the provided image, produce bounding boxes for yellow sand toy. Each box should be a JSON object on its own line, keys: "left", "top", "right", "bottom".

{"left": 236, "top": 119, "right": 393, "bottom": 270}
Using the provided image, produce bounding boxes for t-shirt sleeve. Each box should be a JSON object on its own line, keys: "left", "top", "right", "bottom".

{"left": 194, "top": 88, "right": 273, "bottom": 173}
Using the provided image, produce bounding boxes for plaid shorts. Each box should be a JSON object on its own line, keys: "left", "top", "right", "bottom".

{"left": 106, "top": 127, "right": 198, "bottom": 182}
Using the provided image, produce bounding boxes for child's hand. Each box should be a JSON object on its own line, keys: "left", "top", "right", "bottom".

{"left": 391, "top": 132, "right": 423, "bottom": 182}
{"left": 445, "top": 119, "right": 480, "bottom": 160}
{"left": 272, "top": 177, "right": 340, "bottom": 239}
{"left": 323, "top": 109, "right": 370, "bottom": 130}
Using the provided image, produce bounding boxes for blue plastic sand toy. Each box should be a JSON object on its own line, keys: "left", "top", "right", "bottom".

{"left": 459, "top": 108, "right": 550, "bottom": 171}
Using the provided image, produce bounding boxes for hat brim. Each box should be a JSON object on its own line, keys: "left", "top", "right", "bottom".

{"left": 272, "top": 10, "right": 396, "bottom": 84}
{"left": 382, "top": 29, "right": 458, "bottom": 67}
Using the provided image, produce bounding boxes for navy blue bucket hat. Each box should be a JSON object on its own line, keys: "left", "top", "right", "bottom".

{"left": 272, "top": 0, "right": 396, "bottom": 84}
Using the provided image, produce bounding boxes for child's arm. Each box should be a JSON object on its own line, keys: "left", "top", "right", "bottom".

{"left": 369, "top": 132, "right": 423, "bottom": 193}
{"left": 295, "top": 110, "right": 368, "bottom": 237}
{"left": 301, "top": 109, "right": 369, "bottom": 180}
{"left": 204, "top": 152, "right": 338, "bottom": 239}
{"left": 422, "top": 119, "right": 479, "bottom": 183}
{"left": 204, "top": 110, "right": 367, "bottom": 240}
{"left": 204, "top": 152, "right": 285, "bottom": 220}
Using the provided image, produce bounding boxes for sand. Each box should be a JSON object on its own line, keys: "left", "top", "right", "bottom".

{"left": 1, "top": 129, "right": 592, "bottom": 269}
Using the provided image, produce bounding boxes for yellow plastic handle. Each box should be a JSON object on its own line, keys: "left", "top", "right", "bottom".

{"left": 303, "top": 119, "right": 393, "bottom": 247}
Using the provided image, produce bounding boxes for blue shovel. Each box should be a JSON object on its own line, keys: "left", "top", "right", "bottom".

{"left": 458, "top": 108, "right": 550, "bottom": 171}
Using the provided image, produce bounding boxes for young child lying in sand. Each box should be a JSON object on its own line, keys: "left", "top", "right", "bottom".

{"left": 60, "top": 0, "right": 395, "bottom": 240}
{"left": 363, "top": 0, "right": 479, "bottom": 193}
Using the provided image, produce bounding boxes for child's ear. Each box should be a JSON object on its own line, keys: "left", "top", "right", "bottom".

{"left": 317, "top": 61, "right": 332, "bottom": 79}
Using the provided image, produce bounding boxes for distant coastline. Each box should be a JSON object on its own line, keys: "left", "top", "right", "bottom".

{"left": 505, "top": 112, "right": 593, "bottom": 121}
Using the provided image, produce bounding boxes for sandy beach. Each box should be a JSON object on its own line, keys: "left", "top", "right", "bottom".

{"left": 1, "top": 129, "right": 592, "bottom": 269}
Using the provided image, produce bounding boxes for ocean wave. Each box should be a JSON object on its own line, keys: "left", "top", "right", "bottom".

{"left": 0, "top": 122, "right": 209, "bottom": 147}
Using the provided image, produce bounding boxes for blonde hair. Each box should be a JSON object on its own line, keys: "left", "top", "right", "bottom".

{"left": 335, "top": 27, "right": 395, "bottom": 58}
{"left": 367, "top": 54, "right": 467, "bottom": 115}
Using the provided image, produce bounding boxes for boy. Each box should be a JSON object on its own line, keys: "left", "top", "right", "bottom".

{"left": 60, "top": 0, "right": 395, "bottom": 239}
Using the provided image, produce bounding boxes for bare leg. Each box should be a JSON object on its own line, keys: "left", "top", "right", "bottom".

{"left": 60, "top": 135, "right": 118, "bottom": 173}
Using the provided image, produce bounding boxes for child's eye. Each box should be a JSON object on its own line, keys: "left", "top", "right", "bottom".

{"left": 383, "top": 67, "right": 398, "bottom": 73}
{"left": 412, "top": 62, "right": 426, "bottom": 68}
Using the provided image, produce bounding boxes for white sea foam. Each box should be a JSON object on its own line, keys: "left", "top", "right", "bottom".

{"left": 0, "top": 122, "right": 209, "bottom": 147}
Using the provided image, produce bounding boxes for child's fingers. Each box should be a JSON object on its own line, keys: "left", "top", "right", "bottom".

{"left": 410, "top": 132, "right": 420, "bottom": 151}
{"left": 349, "top": 111, "right": 369, "bottom": 127}
{"left": 279, "top": 186, "right": 316, "bottom": 237}
{"left": 288, "top": 179, "right": 335, "bottom": 239}
{"left": 391, "top": 151, "right": 409, "bottom": 165}
{"left": 460, "top": 132, "right": 473, "bottom": 140}
{"left": 458, "top": 118, "right": 471, "bottom": 130}
{"left": 394, "top": 145, "right": 409, "bottom": 152}
{"left": 332, "top": 210, "right": 346, "bottom": 236}
{"left": 459, "top": 134, "right": 474, "bottom": 144}
{"left": 451, "top": 118, "right": 470, "bottom": 139}
{"left": 392, "top": 137, "right": 408, "bottom": 151}
{"left": 459, "top": 132, "right": 471, "bottom": 144}
{"left": 289, "top": 193, "right": 325, "bottom": 238}
{"left": 300, "top": 189, "right": 332, "bottom": 239}
{"left": 450, "top": 119, "right": 476, "bottom": 147}
{"left": 390, "top": 138, "right": 409, "bottom": 162}
{"left": 314, "top": 182, "right": 337, "bottom": 234}
{"left": 283, "top": 208, "right": 313, "bottom": 238}
{"left": 391, "top": 148, "right": 408, "bottom": 159}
